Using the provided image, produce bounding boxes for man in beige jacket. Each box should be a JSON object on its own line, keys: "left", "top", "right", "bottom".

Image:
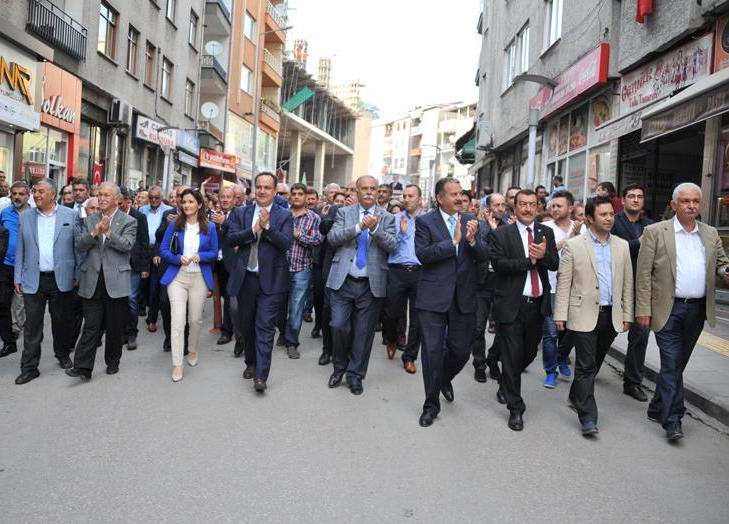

{"left": 636, "top": 182, "right": 729, "bottom": 441}
{"left": 554, "top": 196, "right": 633, "bottom": 436}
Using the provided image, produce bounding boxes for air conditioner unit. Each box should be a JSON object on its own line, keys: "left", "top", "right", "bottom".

{"left": 109, "top": 99, "right": 132, "bottom": 127}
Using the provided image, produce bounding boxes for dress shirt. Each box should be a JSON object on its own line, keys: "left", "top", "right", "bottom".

{"left": 182, "top": 222, "right": 201, "bottom": 273}
{"left": 140, "top": 203, "right": 172, "bottom": 245}
{"left": 37, "top": 205, "right": 57, "bottom": 272}
{"left": 74, "top": 201, "right": 87, "bottom": 219}
{"left": 1, "top": 205, "right": 21, "bottom": 267}
{"left": 516, "top": 220, "right": 543, "bottom": 297}
{"left": 542, "top": 219, "right": 573, "bottom": 294}
{"left": 673, "top": 217, "right": 706, "bottom": 299}
{"left": 247, "top": 202, "right": 273, "bottom": 273}
{"left": 439, "top": 208, "right": 460, "bottom": 256}
{"left": 100, "top": 208, "right": 119, "bottom": 245}
{"left": 388, "top": 210, "right": 420, "bottom": 265}
{"left": 588, "top": 229, "right": 613, "bottom": 305}
{"left": 349, "top": 205, "right": 377, "bottom": 278}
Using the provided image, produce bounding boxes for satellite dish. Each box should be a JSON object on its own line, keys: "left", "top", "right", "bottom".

{"left": 205, "top": 40, "right": 223, "bottom": 56}
{"left": 200, "top": 102, "right": 219, "bottom": 120}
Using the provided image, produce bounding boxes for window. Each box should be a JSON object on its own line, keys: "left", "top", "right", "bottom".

{"left": 503, "top": 24, "right": 530, "bottom": 89}
{"left": 185, "top": 79, "right": 195, "bottom": 116}
{"left": 144, "top": 41, "right": 156, "bottom": 86}
{"left": 166, "top": 0, "right": 176, "bottom": 21}
{"left": 161, "top": 58, "right": 173, "bottom": 99}
{"left": 543, "top": 0, "right": 563, "bottom": 50}
{"left": 98, "top": 2, "right": 118, "bottom": 58}
{"left": 244, "top": 12, "right": 257, "bottom": 41}
{"left": 126, "top": 26, "right": 139, "bottom": 75}
{"left": 189, "top": 10, "right": 199, "bottom": 47}
{"left": 240, "top": 65, "right": 253, "bottom": 93}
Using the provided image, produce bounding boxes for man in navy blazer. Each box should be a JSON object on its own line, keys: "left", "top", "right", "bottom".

{"left": 414, "top": 177, "right": 488, "bottom": 427}
{"left": 227, "top": 172, "right": 292, "bottom": 392}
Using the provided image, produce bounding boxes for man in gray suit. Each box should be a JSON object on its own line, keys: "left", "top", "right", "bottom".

{"left": 326, "top": 175, "right": 397, "bottom": 395}
{"left": 67, "top": 182, "right": 137, "bottom": 379}
{"left": 14, "top": 178, "right": 77, "bottom": 385}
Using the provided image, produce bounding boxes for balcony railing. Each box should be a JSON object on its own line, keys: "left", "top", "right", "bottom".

{"left": 27, "top": 0, "right": 87, "bottom": 61}
{"left": 206, "top": 0, "right": 232, "bottom": 21}
{"left": 201, "top": 54, "right": 228, "bottom": 83}
{"left": 261, "top": 99, "right": 281, "bottom": 123}
{"left": 266, "top": 1, "right": 287, "bottom": 28}
{"left": 263, "top": 48, "right": 283, "bottom": 77}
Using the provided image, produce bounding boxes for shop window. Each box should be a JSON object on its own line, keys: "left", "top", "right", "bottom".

{"left": 567, "top": 152, "right": 586, "bottom": 202}
{"left": 588, "top": 144, "right": 612, "bottom": 197}
{"left": 98, "top": 2, "right": 118, "bottom": 59}
{"left": 569, "top": 105, "right": 588, "bottom": 152}
{"left": 0, "top": 132, "right": 13, "bottom": 179}
{"left": 22, "top": 126, "right": 69, "bottom": 183}
{"left": 79, "top": 120, "right": 107, "bottom": 182}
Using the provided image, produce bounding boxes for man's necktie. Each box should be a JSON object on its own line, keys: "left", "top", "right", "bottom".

{"left": 447, "top": 215, "right": 457, "bottom": 239}
{"left": 356, "top": 210, "right": 370, "bottom": 269}
{"left": 526, "top": 226, "right": 540, "bottom": 298}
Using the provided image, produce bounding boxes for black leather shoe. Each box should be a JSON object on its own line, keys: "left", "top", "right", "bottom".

{"left": 508, "top": 412, "right": 524, "bottom": 431}
{"left": 127, "top": 336, "right": 138, "bottom": 350}
{"left": 581, "top": 421, "right": 599, "bottom": 436}
{"left": 275, "top": 335, "right": 286, "bottom": 347}
{"left": 318, "top": 352, "right": 332, "bottom": 366}
{"left": 647, "top": 412, "right": 661, "bottom": 424}
{"left": 666, "top": 426, "right": 684, "bottom": 441}
{"left": 419, "top": 411, "right": 436, "bottom": 427}
{"left": 348, "top": 380, "right": 364, "bottom": 395}
{"left": 488, "top": 362, "right": 501, "bottom": 381}
{"left": 106, "top": 366, "right": 119, "bottom": 375}
{"left": 233, "top": 340, "right": 244, "bottom": 357}
{"left": 311, "top": 328, "right": 321, "bottom": 339}
{"left": 441, "top": 383, "right": 454, "bottom": 403}
{"left": 242, "top": 366, "right": 255, "bottom": 379}
{"left": 496, "top": 387, "right": 507, "bottom": 405}
{"left": 623, "top": 384, "right": 648, "bottom": 402}
{"left": 15, "top": 369, "right": 40, "bottom": 385}
{"left": 474, "top": 367, "right": 487, "bottom": 383}
{"left": 57, "top": 356, "right": 73, "bottom": 369}
{"left": 254, "top": 379, "right": 267, "bottom": 392}
{"left": 217, "top": 335, "right": 232, "bottom": 345}
{"left": 163, "top": 339, "right": 171, "bottom": 352}
{"left": 0, "top": 342, "right": 17, "bottom": 358}
{"left": 328, "top": 371, "right": 344, "bottom": 388}
{"left": 65, "top": 368, "right": 91, "bottom": 380}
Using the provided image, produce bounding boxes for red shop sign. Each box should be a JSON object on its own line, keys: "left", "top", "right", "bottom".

{"left": 529, "top": 43, "right": 610, "bottom": 118}
{"left": 199, "top": 148, "right": 237, "bottom": 173}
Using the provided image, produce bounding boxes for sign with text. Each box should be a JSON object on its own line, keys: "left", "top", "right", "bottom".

{"left": 199, "top": 148, "right": 236, "bottom": 173}
{"left": 529, "top": 43, "right": 610, "bottom": 118}
{"left": 620, "top": 33, "right": 712, "bottom": 116}
{"left": 39, "top": 62, "right": 81, "bottom": 134}
{"left": 715, "top": 16, "right": 729, "bottom": 72}
{"left": 135, "top": 116, "right": 176, "bottom": 148}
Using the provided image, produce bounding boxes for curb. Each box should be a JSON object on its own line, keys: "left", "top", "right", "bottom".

{"left": 608, "top": 346, "right": 729, "bottom": 427}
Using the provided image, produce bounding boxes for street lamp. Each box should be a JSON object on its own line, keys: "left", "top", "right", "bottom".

{"left": 251, "top": 24, "right": 293, "bottom": 179}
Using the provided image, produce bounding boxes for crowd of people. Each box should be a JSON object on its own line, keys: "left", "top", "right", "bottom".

{"left": 0, "top": 167, "right": 725, "bottom": 442}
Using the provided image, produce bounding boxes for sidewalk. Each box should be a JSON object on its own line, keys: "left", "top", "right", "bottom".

{"left": 608, "top": 325, "right": 729, "bottom": 426}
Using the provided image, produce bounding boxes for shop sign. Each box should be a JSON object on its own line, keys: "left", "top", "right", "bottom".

{"left": 716, "top": 16, "right": 729, "bottom": 73}
{"left": 529, "top": 43, "right": 610, "bottom": 118}
{"left": 177, "top": 150, "right": 199, "bottom": 168}
{"left": 135, "top": 115, "right": 176, "bottom": 148}
{"left": 620, "top": 33, "right": 712, "bottom": 116}
{"left": 0, "top": 56, "right": 33, "bottom": 105}
{"left": 641, "top": 80, "right": 729, "bottom": 141}
{"left": 0, "top": 92, "right": 40, "bottom": 130}
{"left": 199, "top": 148, "right": 236, "bottom": 173}
{"left": 594, "top": 109, "right": 645, "bottom": 144}
{"left": 38, "top": 62, "right": 81, "bottom": 134}
{"left": 176, "top": 129, "right": 200, "bottom": 156}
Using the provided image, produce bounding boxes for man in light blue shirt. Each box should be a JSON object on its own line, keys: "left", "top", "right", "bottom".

{"left": 139, "top": 185, "right": 172, "bottom": 331}
{"left": 383, "top": 184, "right": 422, "bottom": 372}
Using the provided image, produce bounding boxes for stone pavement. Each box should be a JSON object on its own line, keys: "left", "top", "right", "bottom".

{"left": 0, "top": 305, "right": 728, "bottom": 523}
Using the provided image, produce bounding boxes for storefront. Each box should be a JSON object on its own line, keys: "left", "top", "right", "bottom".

{"left": 78, "top": 97, "right": 110, "bottom": 185}
{"left": 175, "top": 130, "right": 200, "bottom": 187}
{"left": 131, "top": 114, "right": 176, "bottom": 189}
{"left": 22, "top": 62, "right": 82, "bottom": 184}
{"left": 197, "top": 147, "right": 237, "bottom": 189}
{"left": 0, "top": 38, "right": 41, "bottom": 180}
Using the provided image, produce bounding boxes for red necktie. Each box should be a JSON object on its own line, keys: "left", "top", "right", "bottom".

{"left": 526, "top": 227, "right": 540, "bottom": 298}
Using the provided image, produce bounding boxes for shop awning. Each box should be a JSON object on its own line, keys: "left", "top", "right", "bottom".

{"left": 455, "top": 124, "right": 476, "bottom": 164}
{"left": 641, "top": 66, "right": 729, "bottom": 142}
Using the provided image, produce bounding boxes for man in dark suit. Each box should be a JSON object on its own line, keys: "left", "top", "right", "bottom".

{"left": 611, "top": 183, "right": 654, "bottom": 402}
{"left": 227, "top": 172, "right": 293, "bottom": 393}
{"left": 414, "top": 177, "right": 488, "bottom": 427}
{"left": 490, "top": 189, "right": 559, "bottom": 431}
{"left": 326, "top": 176, "right": 397, "bottom": 395}
{"left": 119, "top": 187, "right": 149, "bottom": 351}
{"left": 211, "top": 186, "right": 237, "bottom": 347}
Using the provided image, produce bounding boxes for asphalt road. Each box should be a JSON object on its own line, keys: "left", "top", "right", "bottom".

{"left": 1, "top": 307, "right": 728, "bottom": 524}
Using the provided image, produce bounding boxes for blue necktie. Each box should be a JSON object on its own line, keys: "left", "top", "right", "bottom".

{"left": 356, "top": 210, "right": 369, "bottom": 269}
{"left": 447, "top": 215, "right": 457, "bottom": 239}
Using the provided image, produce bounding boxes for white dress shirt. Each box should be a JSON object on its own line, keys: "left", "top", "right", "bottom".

{"left": 75, "top": 200, "right": 87, "bottom": 219}
{"left": 247, "top": 203, "right": 273, "bottom": 273}
{"left": 439, "top": 209, "right": 459, "bottom": 255}
{"left": 673, "top": 217, "right": 706, "bottom": 299}
{"left": 542, "top": 219, "right": 573, "bottom": 294}
{"left": 517, "top": 220, "right": 543, "bottom": 297}
{"left": 37, "top": 205, "right": 57, "bottom": 272}
{"left": 183, "top": 222, "right": 201, "bottom": 273}
{"left": 100, "top": 208, "right": 119, "bottom": 245}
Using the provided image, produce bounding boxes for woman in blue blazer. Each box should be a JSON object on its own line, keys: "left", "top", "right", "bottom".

{"left": 160, "top": 189, "right": 218, "bottom": 382}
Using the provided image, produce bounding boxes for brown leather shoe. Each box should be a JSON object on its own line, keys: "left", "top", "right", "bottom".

{"left": 242, "top": 366, "right": 255, "bottom": 379}
{"left": 386, "top": 343, "right": 397, "bottom": 360}
{"left": 147, "top": 322, "right": 157, "bottom": 333}
{"left": 403, "top": 361, "right": 417, "bottom": 374}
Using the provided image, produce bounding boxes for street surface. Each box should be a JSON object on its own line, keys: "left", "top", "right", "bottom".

{"left": 1, "top": 305, "right": 728, "bottom": 524}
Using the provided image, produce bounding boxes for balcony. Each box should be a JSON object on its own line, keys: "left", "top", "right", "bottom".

{"left": 201, "top": 54, "right": 228, "bottom": 83}
{"left": 206, "top": 0, "right": 232, "bottom": 21}
{"left": 267, "top": 1, "right": 286, "bottom": 28}
{"left": 27, "top": 0, "right": 87, "bottom": 61}
{"left": 263, "top": 48, "right": 283, "bottom": 77}
{"left": 265, "top": 1, "right": 287, "bottom": 43}
{"left": 260, "top": 98, "right": 281, "bottom": 132}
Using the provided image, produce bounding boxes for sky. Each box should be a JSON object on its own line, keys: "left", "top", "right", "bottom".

{"left": 286, "top": 0, "right": 482, "bottom": 120}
